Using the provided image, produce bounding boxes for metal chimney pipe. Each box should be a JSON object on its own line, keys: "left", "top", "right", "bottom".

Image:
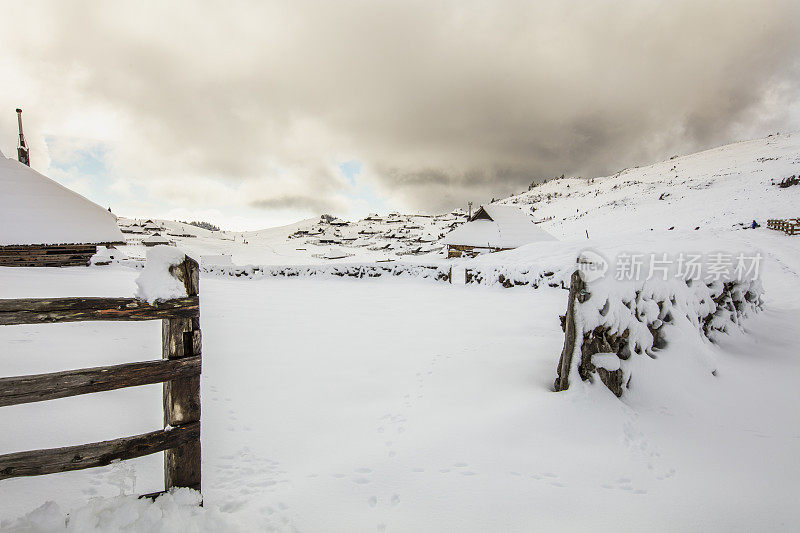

{"left": 16, "top": 108, "right": 30, "bottom": 166}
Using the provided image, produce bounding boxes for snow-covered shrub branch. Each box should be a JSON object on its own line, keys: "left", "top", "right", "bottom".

{"left": 464, "top": 266, "right": 572, "bottom": 289}
{"left": 554, "top": 272, "right": 764, "bottom": 397}
{"left": 200, "top": 262, "right": 452, "bottom": 282}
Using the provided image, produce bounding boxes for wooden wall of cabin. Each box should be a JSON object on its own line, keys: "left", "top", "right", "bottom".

{"left": 0, "top": 244, "right": 97, "bottom": 267}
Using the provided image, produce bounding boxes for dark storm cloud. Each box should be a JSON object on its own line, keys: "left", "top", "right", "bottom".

{"left": 2, "top": 0, "right": 799, "bottom": 214}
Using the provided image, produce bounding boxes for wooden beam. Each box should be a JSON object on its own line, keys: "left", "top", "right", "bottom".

{"left": 0, "top": 356, "right": 201, "bottom": 407}
{"left": 554, "top": 271, "right": 584, "bottom": 392}
{"left": 0, "top": 296, "right": 199, "bottom": 325}
{"left": 163, "top": 256, "right": 202, "bottom": 492}
{"left": 0, "top": 422, "right": 200, "bottom": 480}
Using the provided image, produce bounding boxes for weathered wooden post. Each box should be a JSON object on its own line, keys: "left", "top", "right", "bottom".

{"left": 163, "top": 255, "right": 201, "bottom": 491}
{"left": 554, "top": 271, "right": 584, "bottom": 392}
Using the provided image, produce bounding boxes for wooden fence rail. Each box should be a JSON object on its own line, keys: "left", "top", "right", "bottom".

{"left": 0, "top": 255, "right": 202, "bottom": 495}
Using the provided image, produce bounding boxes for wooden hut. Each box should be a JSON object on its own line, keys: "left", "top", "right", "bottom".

{"left": 442, "top": 204, "right": 555, "bottom": 258}
{"left": 0, "top": 149, "right": 124, "bottom": 266}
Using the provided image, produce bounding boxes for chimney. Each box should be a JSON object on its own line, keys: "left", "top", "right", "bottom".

{"left": 16, "top": 108, "right": 30, "bottom": 166}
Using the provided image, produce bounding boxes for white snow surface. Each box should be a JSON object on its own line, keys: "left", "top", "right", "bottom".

{"left": 2, "top": 489, "right": 237, "bottom": 532}
{"left": 0, "top": 155, "right": 124, "bottom": 246}
{"left": 134, "top": 246, "right": 188, "bottom": 304}
{"left": 590, "top": 352, "right": 621, "bottom": 372}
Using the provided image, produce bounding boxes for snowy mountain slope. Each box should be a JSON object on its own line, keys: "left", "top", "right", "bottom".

{"left": 499, "top": 132, "right": 800, "bottom": 240}
{"left": 114, "top": 133, "right": 799, "bottom": 270}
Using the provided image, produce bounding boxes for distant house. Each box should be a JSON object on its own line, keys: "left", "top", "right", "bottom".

{"left": 442, "top": 205, "right": 555, "bottom": 258}
{"left": 142, "top": 233, "right": 172, "bottom": 247}
{"left": 0, "top": 149, "right": 124, "bottom": 267}
{"left": 121, "top": 224, "right": 145, "bottom": 234}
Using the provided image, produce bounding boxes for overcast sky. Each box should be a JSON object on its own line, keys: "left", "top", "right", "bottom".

{"left": 2, "top": 0, "right": 799, "bottom": 230}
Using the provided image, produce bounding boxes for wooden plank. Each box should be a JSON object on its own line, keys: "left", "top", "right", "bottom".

{"left": 0, "top": 296, "right": 199, "bottom": 325}
{"left": 0, "top": 422, "right": 200, "bottom": 480}
{"left": 0, "top": 356, "right": 201, "bottom": 407}
{"left": 0, "top": 246, "right": 97, "bottom": 253}
{"left": 554, "top": 270, "right": 584, "bottom": 392}
{"left": 163, "top": 256, "right": 202, "bottom": 491}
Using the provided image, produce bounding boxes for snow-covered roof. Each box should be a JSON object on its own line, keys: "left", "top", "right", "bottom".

{"left": 142, "top": 233, "right": 171, "bottom": 244}
{"left": 0, "top": 151, "right": 124, "bottom": 246}
{"left": 442, "top": 205, "right": 556, "bottom": 248}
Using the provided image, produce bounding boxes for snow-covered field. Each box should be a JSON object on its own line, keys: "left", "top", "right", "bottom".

{"left": 1, "top": 133, "right": 800, "bottom": 531}
{"left": 2, "top": 230, "right": 800, "bottom": 531}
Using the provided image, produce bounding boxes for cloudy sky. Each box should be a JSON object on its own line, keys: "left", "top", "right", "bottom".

{"left": 2, "top": 0, "right": 799, "bottom": 230}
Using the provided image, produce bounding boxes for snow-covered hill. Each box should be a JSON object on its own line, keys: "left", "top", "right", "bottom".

{"left": 499, "top": 132, "right": 800, "bottom": 240}
{"left": 114, "top": 133, "right": 799, "bottom": 269}
{"left": 116, "top": 211, "right": 468, "bottom": 266}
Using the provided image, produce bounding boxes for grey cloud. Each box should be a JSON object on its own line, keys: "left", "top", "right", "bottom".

{"left": 2, "top": 0, "right": 799, "bottom": 217}
{"left": 250, "top": 195, "right": 342, "bottom": 214}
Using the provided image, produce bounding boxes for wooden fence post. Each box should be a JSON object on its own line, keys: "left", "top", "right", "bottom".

{"left": 163, "top": 255, "right": 201, "bottom": 491}
{"left": 554, "top": 270, "right": 584, "bottom": 392}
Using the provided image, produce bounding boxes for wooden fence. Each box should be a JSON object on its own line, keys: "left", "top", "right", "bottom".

{"left": 0, "top": 255, "right": 202, "bottom": 498}
{"left": 767, "top": 218, "right": 800, "bottom": 235}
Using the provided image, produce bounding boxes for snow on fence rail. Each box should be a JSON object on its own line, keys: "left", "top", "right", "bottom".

{"left": 553, "top": 270, "right": 763, "bottom": 397}
{"left": 0, "top": 254, "right": 202, "bottom": 499}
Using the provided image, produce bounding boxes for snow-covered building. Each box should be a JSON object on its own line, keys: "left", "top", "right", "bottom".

{"left": 0, "top": 149, "right": 124, "bottom": 267}
{"left": 442, "top": 204, "right": 555, "bottom": 258}
{"left": 142, "top": 233, "right": 172, "bottom": 247}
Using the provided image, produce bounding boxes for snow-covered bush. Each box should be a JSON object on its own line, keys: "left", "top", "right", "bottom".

{"left": 201, "top": 262, "right": 451, "bottom": 282}
{"left": 554, "top": 272, "right": 764, "bottom": 397}
{"left": 89, "top": 246, "right": 127, "bottom": 266}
